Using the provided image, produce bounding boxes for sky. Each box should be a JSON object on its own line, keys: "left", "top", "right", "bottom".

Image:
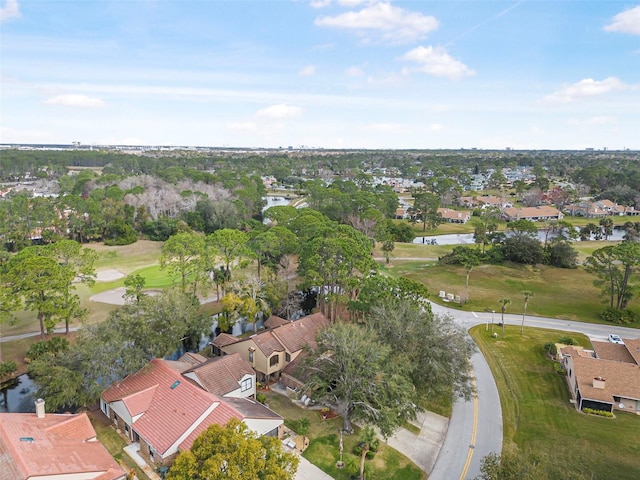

{"left": 1, "top": 0, "right": 639, "bottom": 150}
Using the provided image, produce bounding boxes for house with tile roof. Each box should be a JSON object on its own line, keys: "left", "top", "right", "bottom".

{"left": 437, "top": 208, "right": 471, "bottom": 224}
{"left": 183, "top": 352, "right": 256, "bottom": 399}
{"left": 564, "top": 200, "right": 639, "bottom": 218}
{"left": 211, "top": 312, "right": 330, "bottom": 386}
{"left": 502, "top": 205, "right": 563, "bottom": 222}
{"left": 0, "top": 400, "right": 126, "bottom": 480}
{"left": 561, "top": 337, "right": 640, "bottom": 415}
{"left": 100, "top": 358, "right": 283, "bottom": 469}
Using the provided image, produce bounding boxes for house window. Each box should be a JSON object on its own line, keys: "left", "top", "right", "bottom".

{"left": 249, "top": 350, "right": 254, "bottom": 362}
{"left": 285, "top": 352, "right": 291, "bottom": 362}
{"left": 241, "top": 378, "right": 252, "bottom": 392}
{"left": 270, "top": 355, "right": 279, "bottom": 367}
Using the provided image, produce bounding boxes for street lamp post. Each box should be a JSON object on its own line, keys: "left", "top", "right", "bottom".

{"left": 484, "top": 308, "right": 496, "bottom": 332}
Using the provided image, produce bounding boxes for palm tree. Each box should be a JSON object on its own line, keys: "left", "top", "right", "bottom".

{"left": 599, "top": 217, "right": 614, "bottom": 240}
{"left": 521, "top": 291, "right": 533, "bottom": 334}
{"left": 499, "top": 298, "right": 511, "bottom": 337}
{"left": 358, "top": 425, "right": 378, "bottom": 480}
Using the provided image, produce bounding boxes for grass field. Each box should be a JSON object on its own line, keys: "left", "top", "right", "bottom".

{"left": 385, "top": 256, "right": 638, "bottom": 326}
{"left": 470, "top": 325, "right": 640, "bottom": 479}
{"left": 263, "top": 390, "right": 425, "bottom": 480}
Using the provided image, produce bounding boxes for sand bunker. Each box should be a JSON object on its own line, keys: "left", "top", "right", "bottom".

{"left": 95, "top": 269, "right": 126, "bottom": 282}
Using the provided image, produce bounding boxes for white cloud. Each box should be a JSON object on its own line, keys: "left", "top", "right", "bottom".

{"left": 299, "top": 65, "right": 317, "bottom": 76}
{"left": 400, "top": 46, "right": 475, "bottom": 80}
{"left": 545, "top": 77, "right": 628, "bottom": 103}
{"left": 256, "top": 104, "right": 302, "bottom": 119}
{"left": 568, "top": 116, "right": 617, "bottom": 126}
{"left": 0, "top": 0, "right": 21, "bottom": 22}
{"left": 604, "top": 6, "right": 640, "bottom": 35}
{"left": 44, "top": 94, "right": 106, "bottom": 108}
{"left": 315, "top": 2, "right": 438, "bottom": 44}
{"left": 345, "top": 66, "right": 364, "bottom": 77}
{"left": 310, "top": 0, "right": 368, "bottom": 8}
{"left": 310, "top": 0, "right": 332, "bottom": 8}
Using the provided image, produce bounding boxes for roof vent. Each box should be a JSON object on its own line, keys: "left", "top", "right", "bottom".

{"left": 20, "top": 437, "right": 35, "bottom": 443}
{"left": 170, "top": 380, "right": 180, "bottom": 390}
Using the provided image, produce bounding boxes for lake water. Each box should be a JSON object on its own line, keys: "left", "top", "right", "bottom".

{"left": 0, "top": 374, "right": 35, "bottom": 413}
{"left": 414, "top": 227, "right": 627, "bottom": 245}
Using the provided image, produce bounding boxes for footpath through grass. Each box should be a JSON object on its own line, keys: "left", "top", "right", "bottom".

{"left": 263, "top": 391, "right": 425, "bottom": 480}
{"left": 470, "top": 325, "right": 640, "bottom": 479}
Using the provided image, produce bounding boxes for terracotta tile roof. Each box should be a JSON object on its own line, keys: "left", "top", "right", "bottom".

{"left": 0, "top": 412, "right": 125, "bottom": 480}
{"left": 564, "top": 347, "right": 640, "bottom": 404}
{"left": 101, "top": 359, "right": 244, "bottom": 456}
{"left": 122, "top": 385, "right": 157, "bottom": 417}
{"left": 253, "top": 330, "right": 286, "bottom": 357}
{"left": 185, "top": 352, "right": 254, "bottom": 396}
{"left": 503, "top": 205, "right": 561, "bottom": 220}
{"left": 271, "top": 313, "right": 330, "bottom": 353}
{"left": 592, "top": 341, "right": 637, "bottom": 364}
{"left": 264, "top": 315, "right": 289, "bottom": 329}
{"left": 437, "top": 208, "right": 471, "bottom": 222}
{"left": 211, "top": 333, "right": 240, "bottom": 347}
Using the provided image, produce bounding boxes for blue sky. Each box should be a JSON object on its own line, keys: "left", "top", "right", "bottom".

{"left": 1, "top": 0, "right": 639, "bottom": 149}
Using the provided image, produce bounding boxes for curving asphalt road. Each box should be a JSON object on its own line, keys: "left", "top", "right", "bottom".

{"left": 428, "top": 301, "right": 640, "bottom": 480}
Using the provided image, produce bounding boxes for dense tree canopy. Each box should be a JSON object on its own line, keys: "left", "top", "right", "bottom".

{"left": 166, "top": 418, "right": 299, "bottom": 480}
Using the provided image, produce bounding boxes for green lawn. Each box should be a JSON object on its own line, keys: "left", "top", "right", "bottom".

{"left": 470, "top": 325, "right": 640, "bottom": 479}
{"left": 263, "top": 391, "right": 425, "bottom": 480}
{"left": 90, "top": 413, "right": 151, "bottom": 480}
{"left": 389, "top": 260, "right": 639, "bottom": 326}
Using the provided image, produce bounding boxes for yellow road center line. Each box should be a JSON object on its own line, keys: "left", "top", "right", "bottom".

{"left": 459, "top": 373, "right": 478, "bottom": 480}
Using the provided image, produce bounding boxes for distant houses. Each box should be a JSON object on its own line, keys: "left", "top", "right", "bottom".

{"left": 564, "top": 200, "right": 639, "bottom": 218}
{"left": 502, "top": 206, "right": 563, "bottom": 222}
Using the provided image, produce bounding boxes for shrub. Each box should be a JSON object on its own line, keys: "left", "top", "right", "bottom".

{"left": 557, "top": 336, "right": 577, "bottom": 346}
{"left": 600, "top": 308, "right": 636, "bottom": 325}
{"left": 583, "top": 408, "right": 614, "bottom": 418}
{"left": 287, "top": 418, "right": 310, "bottom": 436}
{"left": 0, "top": 361, "right": 17, "bottom": 378}
{"left": 544, "top": 342, "right": 557, "bottom": 356}
{"left": 25, "top": 337, "right": 69, "bottom": 362}
{"left": 553, "top": 362, "right": 565, "bottom": 375}
{"left": 256, "top": 392, "right": 267, "bottom": 404}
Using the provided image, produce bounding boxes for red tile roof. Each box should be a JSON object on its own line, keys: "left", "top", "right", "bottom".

{"left": 178, "top": 401, "right": 244, "bottom": 452}
{"left": 0, "top": 412, "right": 125, "bottom": 480}
{"left": 102, "top": 359, "right": 244, "bottom": 456}
{"left": 185, "top": 352, "right": 255, "bottom": 396}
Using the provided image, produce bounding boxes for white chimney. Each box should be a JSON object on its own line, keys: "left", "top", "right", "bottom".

{"left": 35, "top": 398, "right": 45, "bottom": 418}
{"left": 592, "top": 377, "right": 606, "bottom": 389}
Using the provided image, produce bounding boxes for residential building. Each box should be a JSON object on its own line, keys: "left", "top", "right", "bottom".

{"left": 561, "top": 338, "right": 640, "bottom": 414}
{"left": 211, "top": 312, "right": 330, "bottom": 386}
{"left": 564, "top": 200, "right": 639, "bottom": 218}
{"left": 502, "top": 206, "right": 563, "bottom": 222}
{"left": 100, "top": 357, "right": 283, "bottom": 469}
{"left": 0, "top": 400, "right": 126, "bottom": 480}
{"left": 437, "top": 208, "right": 471, "bottom": 224}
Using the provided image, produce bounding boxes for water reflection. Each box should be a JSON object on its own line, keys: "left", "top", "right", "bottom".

{"left": 414, "top": 227, "right": 627, "bottom": 245}
{"left": 0, "top": 374, "right": 35, "bottom": 413}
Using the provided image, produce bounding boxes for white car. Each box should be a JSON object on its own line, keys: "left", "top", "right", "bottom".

{"left": 608, "top": 334, "right": 624, "bottom": 345}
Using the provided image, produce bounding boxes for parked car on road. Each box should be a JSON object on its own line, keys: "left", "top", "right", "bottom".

{"left": 608, "top": 334, "right": 624, "bottom": 345}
